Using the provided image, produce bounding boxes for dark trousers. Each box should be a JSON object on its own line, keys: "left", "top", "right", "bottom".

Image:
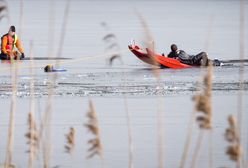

{"left": 192, "top": 52, "right": 208, "bottom": 66}
{"left": 0, "top": 53, "right": 8, "bottom": 60}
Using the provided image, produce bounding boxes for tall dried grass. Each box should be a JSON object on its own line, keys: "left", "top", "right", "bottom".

{"left": 102, "top": 22, "right": 134, "bottom": 168}
{"left": 18, "top": 0, "right": 24, "bottom": 38}
{"left": 180, "top": 13, "right": 216, "bottom": 168}
{"left": 64, "top": 127, "right": 75, "bottom": 154}
{"left": 191, "top": 64, "right": 213, "bottom": 168}
{"left": 238, "top": 0, "right": 245, "bottom": 167}
{"left": 136, "top": 12, "right": 160, "bottom": 75}
{"left": 3, "top": 2, "right": 19, "bottom": 162}
{"left": 225, "top": 115, "right": 242, "bottom": 166}
{"left": 25, "top": 41, "right": 39, "bottom": 168}
{"left": 4, "top": 59, "right": 18, "bottom": 168}
{"left": 39, "top": 0, "right": 71, "bottom": 167}
{"left": 137, "top": 12, "right": 164, "bottom": 168}
{"left": 0, "top": 0, "right": 8, "bottom": 22}
{"left": 101, "top": 22, "right": 122, "bottom": 65}
{"left": 84, "top": 99, "right": 103, "bottom": 162}
{"left": 25, "top": 113, "right": 38, "bottom": 167}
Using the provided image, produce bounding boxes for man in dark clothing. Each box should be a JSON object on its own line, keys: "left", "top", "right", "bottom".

{"left": 167, "top": 44, "right": 209, "bottom": 66}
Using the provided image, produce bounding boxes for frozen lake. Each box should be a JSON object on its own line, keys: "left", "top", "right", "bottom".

{"left": 0, "top": 0, "right": 248, "bottom": 167}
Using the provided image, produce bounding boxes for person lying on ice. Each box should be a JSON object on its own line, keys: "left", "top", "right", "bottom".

{"left": 0, "top": 26, "right": 25, "bottom": 60}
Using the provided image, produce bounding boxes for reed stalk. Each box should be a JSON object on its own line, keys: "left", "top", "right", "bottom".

{"left": 18, "top": 0, "right": 24, "bottom": 38}
{"left": 56, "top": 0, "right": 71, "bottom": 63}
{"left": 101, "top": 22, "right": 122, "bottom": 65}
{"left": 238, "top": 0, "right": 245, "bottom": 167}
{"left": 191, "top": 131, "right": 205, "bottom": 168}
{"left": 191, "top": 64, "right": 213, "bottom": 168}
{"left": 208, "top": 130, "right": 213, "bottom": 168}
{"left": 141, "top": 38, "right": 164, "bottom": 168}
{"left": 0, "top": 0, "right": 8, "bottom": 22}
{"left": 103, "top": 23, "right": 133, "bottom": 168}
{"left": 25, "top": 41, "right": 38, "bottom": 168}
{"left": 4, "top": 59, "right": 18, "bottom": 168}
{"left": 39, "top": 0, "right": 71, "bottom": 167}
{"left": 120, "top": 71, "right": 133, "bottom": 168}
{"left": 136, "top": 13, "right": 165, "bottom": 168}
{"left": 123, "top": 96, "right": 133, "bottom": 168}
{"left": 179, "top": 110, "right": 196, "bottom": 168}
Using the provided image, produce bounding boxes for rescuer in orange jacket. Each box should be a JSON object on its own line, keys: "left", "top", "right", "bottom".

{"left": 0, "top": 26, "right": 25, "bottom": 60}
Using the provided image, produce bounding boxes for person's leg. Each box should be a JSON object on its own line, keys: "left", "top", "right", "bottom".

{"left": 194, "top": 52, "right": 208, "bottom": 66}
{"left": 0, "top": 53, "right": 9, "bottom": 60}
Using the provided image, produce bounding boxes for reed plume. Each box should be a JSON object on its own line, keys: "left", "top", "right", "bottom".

{"left": 64, "top": 127, "right": 75, "bottom": 154}
{"left": 136, "top": 12, "right": 160, "bottom": 78}
{"left": 193, "top": 65, "right": 212, "bottom": 130}
{"left": 225, "top": 115, "right": 242, "bottom": 164}
{"left": 84, "top": 99, "right": 103, "bottom": 159}
{"left": 137, "top": 12, "right": 164, "bottom": 168}
{"left": 101, "top": 22, "right": 122, "bottom": 65}
{"left": 0, "top": 0, "right": 7, "bottom": 21}
{"left": 191, "top": 65, "right": 213, "bottom": 168}
{"left": 4, "top": 54, "right": 19, "bottom": 168}
{"left": 25, "top": 113, "right": 39, "bottom": 156}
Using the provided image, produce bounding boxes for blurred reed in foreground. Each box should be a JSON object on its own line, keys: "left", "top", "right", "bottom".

{"left": 225, "top": 115, "right": 242, "bottom": 164}
{"left": 64, "top": 127, "right": 75, "bottom": 154}
{"left": 85, "top": 99, "right": 103, "bottom": 160}
{"left": 101, "top": 22, "right": 122, "bottom": 65}
{"left": 0, "top": 0, "right": 8, "bottom": 22}
{"left": 191, "top": 65, "right": 213, "bottom": 168}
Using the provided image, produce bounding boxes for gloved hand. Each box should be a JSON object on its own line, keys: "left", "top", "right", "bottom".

{"left": 21, "top": 53, "right": 25, "bottom": 59}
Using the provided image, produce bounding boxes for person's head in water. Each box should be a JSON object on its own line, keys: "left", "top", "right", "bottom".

{"left": 8, "top": 26, "right": 16, "bottom": 36}
{"left": 171, "top": 44, "right": 178, "bottom": 52}
{"left": 44, "top": 64, "right": 54, "bottom": 72}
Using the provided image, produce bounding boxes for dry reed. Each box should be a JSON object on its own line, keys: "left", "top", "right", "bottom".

{"left": 193, "top": 65, "right": 212, "bottom": 129}
{"left": 225, "top": 115, "right": 242, "bottom": 165}
{"left": 101, "top": 22, "right": 122, "bottom": 65}
{"left": 123, "top": 96, "right": 134, "bottom": 168}
{"left": 4, "top": 57, "right": 18, "bottom": 168}
{"left": 137, "top": 12, "right": 164, "bottom": 168}
{"left": 25, "top": 113, "right": 39, "bottom": 161}
{"left": 64, "top": 127, "right": 75, "bottom": 154}
{"left": 18, "top": 0, "right": 24, "bottom": 38}
{"left": 0, "top": 0, "right": 7, "bottom": 21}
{"left": 136, "top": 12, "right": 160, "bottom": 75}
{"left": 101, "top": 25, "right": 133, "bottom": 168}
{"left": 25, "top": 42, "right": 38, "bottom": 168}
{"left": 238, "top": 0, "right": 245, "bottom": 167}
{"left": 84, "top": 99, "right": 103, "bottom": 160}
{"left": 102, "top": 21, "right": 134, "bottom": 168}
{"left": 177, "top": 14, "right": 215, "bottom": 168}
{"left": 39, "top": 0, "right": 71, "bottom": 167}
{"left": 191, "top": 64, "right": 213, "bottom": 168}
{"left": 56, "top": 0, "right": 71, "bottom": 62}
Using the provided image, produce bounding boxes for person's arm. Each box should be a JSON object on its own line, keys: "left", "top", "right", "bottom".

{"left": 168, "top": 52, "right": 177, "bottom": 58}
{"left": 15, "top": 38, "right": 24, "bottom": 54}
{"left": 15, "top": 38, "right": 25, "bottom": 58}
{"left": 1, "top": 36, "right": 8, "bottom": 54}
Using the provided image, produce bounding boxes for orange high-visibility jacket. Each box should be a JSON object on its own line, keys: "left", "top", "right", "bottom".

{"left": 1, "top": 34, "right": 24, "bottom": 55}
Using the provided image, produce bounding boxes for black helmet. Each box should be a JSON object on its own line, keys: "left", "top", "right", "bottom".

{"left": 171, "top": 44, "right": 178, "bottom": 52}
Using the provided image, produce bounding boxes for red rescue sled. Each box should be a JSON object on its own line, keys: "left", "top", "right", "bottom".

{"left": 128, "top": 45, "right": 192, "bottom": 69}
